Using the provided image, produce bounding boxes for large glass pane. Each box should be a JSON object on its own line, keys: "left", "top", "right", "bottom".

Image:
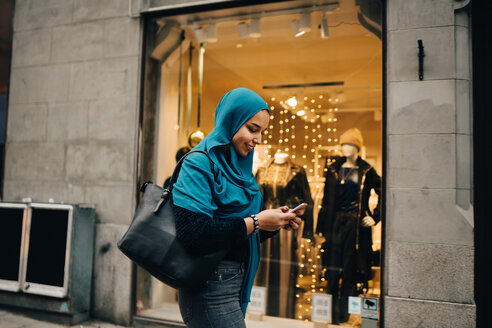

{"left": 137, "top": 1, "right": 382, "bottom": 326}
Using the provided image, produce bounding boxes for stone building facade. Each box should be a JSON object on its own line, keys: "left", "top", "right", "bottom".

{"left": 2, "top": 0, "right": 483, "bottom": 327}
{"left": 4, "top": 0, "right": 141, "bottom": 324}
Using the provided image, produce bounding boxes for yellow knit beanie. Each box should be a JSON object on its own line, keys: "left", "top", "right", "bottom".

{"left": 339, "top": 128, "right": 363, "bottom": 150}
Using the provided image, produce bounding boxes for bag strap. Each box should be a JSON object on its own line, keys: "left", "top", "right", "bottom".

{"left": 141, "top": 150, "right": 214, "bottom": 213}
{"left": 167, "top": 150, "right": 215, "bottom": 191}
{"left": 139, "top": 150, "right": 214, "bottom": 195}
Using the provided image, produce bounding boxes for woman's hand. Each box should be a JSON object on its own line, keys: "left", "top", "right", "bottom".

{"left": 256, "top": 206, "right": 300, "bottom": 232}
{"left": 282, "top": 205, "right": 303, "bottom": 231}
{"left": 283, "top": 216, "right": 302, "bottom": 231}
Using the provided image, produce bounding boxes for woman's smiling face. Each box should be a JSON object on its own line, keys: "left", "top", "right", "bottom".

{"left": 231, "top": 109, "right": 269, "bottom": 157}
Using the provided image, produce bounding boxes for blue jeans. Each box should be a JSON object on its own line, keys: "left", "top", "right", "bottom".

{"left": 178, "top": 261, "right": 246, "bottom": 328}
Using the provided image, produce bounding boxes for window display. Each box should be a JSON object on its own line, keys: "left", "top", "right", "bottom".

{"left": 137, "top": 1, "right": 382, "bottom": 326}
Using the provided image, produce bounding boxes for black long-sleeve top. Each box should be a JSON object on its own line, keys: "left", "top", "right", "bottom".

{"left": 174, "top": 203, "right": 278, "bottom": 263}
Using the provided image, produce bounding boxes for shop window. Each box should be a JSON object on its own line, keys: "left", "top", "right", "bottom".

{"left": 137, "top": 1, "right": 383, "bottom": 326}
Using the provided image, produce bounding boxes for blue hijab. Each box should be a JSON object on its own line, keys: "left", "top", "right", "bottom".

{"left": 173, "top": 88, "right": 269, "bottom": 314}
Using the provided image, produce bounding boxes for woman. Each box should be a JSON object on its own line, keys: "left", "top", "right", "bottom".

{"left": 172, "top": 88, "right": 304, "bottom": 327}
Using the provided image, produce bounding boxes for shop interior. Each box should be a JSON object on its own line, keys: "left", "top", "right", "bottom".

{"left": 137, "top": 1, "right": 382, "bottom": 327}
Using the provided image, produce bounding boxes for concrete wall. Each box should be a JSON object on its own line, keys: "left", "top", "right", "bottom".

{"left": 385, "top": 0, "right": 475, "bottom": 326}
{"left": 4, "top": 0, "right": 142, "bottom": 325}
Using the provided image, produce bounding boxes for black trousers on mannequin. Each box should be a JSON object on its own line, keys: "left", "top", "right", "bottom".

{"left": 324, "top": 210, "right": 358, "bottom": 324}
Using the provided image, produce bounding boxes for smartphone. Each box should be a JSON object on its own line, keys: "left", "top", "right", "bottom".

{"left": 289, "top": 202, "right": 307, "bottom": 213}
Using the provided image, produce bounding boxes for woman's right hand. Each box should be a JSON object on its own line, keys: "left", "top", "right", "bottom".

{"left": 256, "top": 207, "right": 297, "bottom": 231}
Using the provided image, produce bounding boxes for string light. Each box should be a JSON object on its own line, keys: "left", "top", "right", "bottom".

{"left": 261, "top": 93, "right": 350, "bottom": 320}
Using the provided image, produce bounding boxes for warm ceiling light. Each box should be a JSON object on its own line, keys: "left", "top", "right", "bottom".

{"left": 193, "top": 26, "right": 205, "bottom": 43}
{"left": 249, "top": 18, "right": 261, "bottom": 38}
{"left": 205, "top": 23, "right": 217, "bottom": 42}
{"left": 299, "top": 12, "right": 311, "bottom": 33}
{"left": 320, "top": 17, "right": 329, "bottom": 39}
{"left": 287, "top": 96, "right": 297, "bottom": 107}
{"left": 291, "top": 19, "right": 305, "bottom": 37}
{"left": 237, "top": 22, "right": 249, "bottom": 38}
{"left": 296, "top": 110, "right": 306, "bottom": 116}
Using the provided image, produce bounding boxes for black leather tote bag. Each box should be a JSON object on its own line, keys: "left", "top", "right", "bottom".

{"left": 117, "top": 150, "right": 228, "bottom": 290}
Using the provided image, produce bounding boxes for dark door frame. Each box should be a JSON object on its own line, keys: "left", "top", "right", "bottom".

{"left": 0, "top": 0, "right": 15, "bottom": 200}
{"left": 472, "top": 2, "right": 492, "bottom": 328}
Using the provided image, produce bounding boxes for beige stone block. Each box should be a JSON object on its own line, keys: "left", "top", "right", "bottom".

{"left": 14, "top": 0, "right": 73, "bottom": 32}
{"left": 455, "top": 9, "right": 470, "bottom": 28}
{"left": 9, "top": 64, "right": 70, "bottom": 104}
{"left": 455, "top": 80, "right": 471, "bottom": 134}
{"left": 455, "top": 25, "right": 471, "bottom": 80}
{"left": 388, "top": 0, "right": 454, "bottom": 31}
{"left": 51, "top": 22, "right": 104, "bottom": 63}
{"left": 84, "top": 184, "right": 134, "bottom": 225}
{"left": 88, "top": 97, "right": 137, "bottom": 141}
{"left": 7, "top": 104, "right": 47, "bottom": 141}
{"left": 69, "top": 57, "right": 139, "bottom": 100}
{"left": 65, "top": 142, "right": 133, "bottom": 182}
{"left": 388, "top": 80, "right": 454, "bottom": 134}
{"left": 384, "top": 297, "right": 475, "bottom": 328}
{"left": 91, "top": 223, "right": 132, "bottom": 325}
{"left": 4, "top": 142, "right": 65, "bottom": 181}
{"left": 73, "top": 0, "right": 128, "bottom": 22}
{"left": 3, "top": 180, "right": 85, "bottom": 204}
{"left": 388, "top": 27, "right": 455, "bottom": 82}
{"left": 47, "top": 101, "right": 89, "bottom": 141}
{"left": 387, "top": 241, "right": 474, "bottom": 303}
{"left": 456, "top": 189, "right": 472, "bottom": 211}
{"left": 387, "top": 188, "right": 473, "bottom": 246}
{"left": 103, "top": 17, "right": 141, "bottom": 58}
{"left": 388, "top": 134, "right": 455, "bottom": 189}
{"left": 456, "top": 134, "right": 471, "bottom": 190}
{"left": 12, "top": 29, "right": 51, "bottom": 67}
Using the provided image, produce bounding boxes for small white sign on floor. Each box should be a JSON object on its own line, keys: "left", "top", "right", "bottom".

{"left": 311, "top": 293, "right": 332, "bottom": 323}
{"left": 248, "top": 286, "right": 266, "bottom": 314}
{"left": 361, "top": 297, "right": 379, "bottom": 320}
{"left": 348, "top": 296, "right": 362, "bottom": 315}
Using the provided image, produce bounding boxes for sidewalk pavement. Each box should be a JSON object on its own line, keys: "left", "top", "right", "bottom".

{"left": 0, "top": 310, "right": 131, "bottom": 328}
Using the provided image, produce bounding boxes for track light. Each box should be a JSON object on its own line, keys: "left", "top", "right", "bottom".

{"left": 291, "top": 19, "right": 305, "bottom": 37}
{"left": 320, "top": 17, "right": 329, "bottom": 39}
{"left": 299, "top": 12, "right": 311, "bottom": 33}
{"left": 205, "top": 23, "right": 217, "bottom": 42}
{"left": 238, "top": 22, "right": 249, "bottom": 38}
{"left": 193, "top": 27, "right": 205, "bottom": 43}
{"left": 249, "top": 18, "right": 261, "bottom": 38}
{"left": 291, "top": 12, "right": 311, "bottom": 37}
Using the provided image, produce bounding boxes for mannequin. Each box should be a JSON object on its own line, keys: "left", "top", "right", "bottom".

{"left": 316, "top": 128, "right": 381, "bottom": 324}
{"left": 274, "top": 152, "right": 289, "bottom": 164}
{"left": 341, "top": 143, "right": 376, "bottom": 228}
{"left": 255, "top": 154, "right": 314, "bottom": 318}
